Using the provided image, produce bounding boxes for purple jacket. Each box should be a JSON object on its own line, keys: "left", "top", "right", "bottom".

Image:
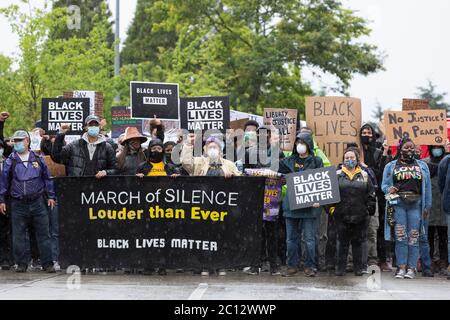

{"left": 0, "top": 151, "right": 55, "bottom": 203}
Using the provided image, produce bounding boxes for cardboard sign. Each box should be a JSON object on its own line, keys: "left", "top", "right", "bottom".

{"left": 305, "top": 97, "right": 362, "bottom": 165}
{"left": 180, "top": 96, "right": 230, "bottom": 133}
{"left": 29, "top": 131, "right": 42, "bottom": 151}
{"left": 55, "top": 176, "right": 265, "bottom": 269}
{"left": 41, "top": 98, "right": 90, "bottom": 135}
{"left": 230, "top": 110, "right": 264, "bottom": 126}
{"left": 402, "top": 99, "right": 429, "bottom": 111}
{"left": 130, "top": 81, "right": 179, "bottom": 120}
{"left": 263, "top": 108, "right": 298, "bottom": 151}
{"left": 286, "top": 166, "right": 340, "bottom": 210}
{"left": 44, "top": 156, "right": 66, "bottom": 177}
{"left": 230, "top": 118, "right": 249, "bottom": 131}
{"left": 111, "top": 106, "right": 143, "bottom": 139}
{"left": 384, "top": 110, "right": 447, "bottom": 146}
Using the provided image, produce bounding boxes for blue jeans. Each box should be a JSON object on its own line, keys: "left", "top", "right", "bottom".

{"left": 48, "top": 204, "right": 59, "bottom": 262}
{"left": 286, "top": 217, "right": 317, "bottom": 269}
{"left": 393, "top": 200, "right": 421, "bottom": 269}
{"left": 11, "top": 196, "right": 53, "bottom": 267}
{"left": 419, "top": 218, "right": 432, "bottom": 272}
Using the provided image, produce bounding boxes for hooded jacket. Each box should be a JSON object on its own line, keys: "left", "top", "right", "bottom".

{"left": 359, "top": 123, "right": 385, "bottom": 183}
{"left": 51, "top": 132, "right": 117, "bottom": 177}
{"left": 279, "top": 132, "right": 324, "bottom": 219}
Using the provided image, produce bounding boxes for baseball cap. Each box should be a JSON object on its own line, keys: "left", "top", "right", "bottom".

{"left": 11, "top": 130, "right": 30, "bottom": 141}
{"left": 85, "top": 115, "right": 101, "bottom": 126}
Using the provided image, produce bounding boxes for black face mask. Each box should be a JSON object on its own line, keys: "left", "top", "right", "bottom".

{"left": 360, "top": 136, "right": 373, "bottom": 145}
{"left": 149, "top": 151, "right": 164, "bottom": 162}
{"left": 401, "top": 150, "right": 415, "bottom": 162}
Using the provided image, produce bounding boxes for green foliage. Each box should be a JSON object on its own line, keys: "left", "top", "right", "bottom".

{"left": 416, "top": 80, "right": 450, "bottom": 112}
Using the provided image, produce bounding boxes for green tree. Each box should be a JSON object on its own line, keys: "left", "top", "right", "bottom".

{"left": 49, "top": 0, "right": 114, "bottom": 48}
{"left": 371, "top": 100, "right": 384, "bottom": 122}
{"left": 416, "top": 80, "right": 450, "bottom": 112}
{"left": 121, "top": 0, "right": 384, "bottom": 116}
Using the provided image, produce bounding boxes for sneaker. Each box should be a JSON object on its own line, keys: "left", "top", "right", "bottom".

{"left": 380, "top": 262, "right": 393, "bottom": 272}
{"left": 270, "top": 266, "right": 281, "bottom": 276}
{"left": 44, "top": 265, "right": 56, "bottom": 273}
{"left": 245, "top": 267, "right": 260, "bottom": 275}
{"left": 15, "top": 264, "right": 27, "bottom": 273}
{"left": 29, "top": 259, "right": 42, "bottom": 271}
{"left": 395, "top": 268, "right": 406, "bottom": 279}
{"left": 354, "top": 270, "right": 364, "bottom": 276}
{"left": 335, "top": 271, "right": 345, "bottom": 276}
{"left": 53, "top": 261, "right": 61, "bottom": 272}
{"left": 175, "top": 269, "right": 184, "bottom": 273}
{"left": 422, "top": 269, "right": 434, "bottom": 277}
{"left": 404, "top": 268, "right": 416, "bottom": 279}
{"left": 201, "top": 270, "right": 210, "bottom": 276}
{"left": 282, "top": 267, "right": 298, "bottom": 277}
{"left": 218, "top": 269, "right": 227, "bottom": 276}
{"left": 304, "top": 268, "right": 316, "bottom": 277}
{"left": 157, "top": 268, "right": 167, "bottom": 276}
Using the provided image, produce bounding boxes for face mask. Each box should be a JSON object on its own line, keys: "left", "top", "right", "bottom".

{"left": 244, "top": 132, "right": 257, "bottom": 142}
{"left": 401, "top": 150, "right": 414, "bottom": 161}
{"left": 296, "top": 144, "right": 307, "bottom": 155}
{"left": 360, "top": 136, "right": 372, "bottom": 145}
{"left": 207, "top": 148, "right": 220, "bottom": 160}
{"left": 87, "top": 126, "right": 100, "bottom": 137}
{"left": 431, "top": 148, "right": 444, "bottom": 158}
{"left": 344, "top": 159, "right": 357, "bottom": 169}
{"left": 149, "top": 151, "right": 164, "bottom": 163}
{"left": 14, "top": 142, "right": 26, "bottom": 154}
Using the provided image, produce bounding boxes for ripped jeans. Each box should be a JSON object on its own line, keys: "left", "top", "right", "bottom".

{"left": 393, "top": 199, "right": 422, "bottom": 269}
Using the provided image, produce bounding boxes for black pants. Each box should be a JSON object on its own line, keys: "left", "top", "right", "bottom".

{"left": 256, "top": 221, "right": 278, "bottom": 268}
{"left": 337, "top": 219, "right": 367, "bottom": 273}
{"left": 277, "top": 210, "right": 287, "bottom": 266}
{"left": 376, "top": 193, "right": 392, "bottom": 263}
{"left": 325, "top": 214, "right": 337, "bottom": 269}
{"left": 428, "top": 226, "right": 448, "bottom": 261}
{"left": 0, "top": 213, "right": 12, "bottom": 265}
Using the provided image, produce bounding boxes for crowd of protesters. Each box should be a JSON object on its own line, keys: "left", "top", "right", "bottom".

{"left": 0, "top": 110, "right": 449, "bottom": 281}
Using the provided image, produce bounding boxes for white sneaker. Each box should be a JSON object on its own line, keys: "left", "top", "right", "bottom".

{"left": 395, "top": 268, "right": 406, "bottom": 279}
{"left": 200, "top": 270, "right": 210, "bottom": 276}
{"left": 404, "top": 269, "right": 416, "bottom": 279}
{"left": 218, "top": 269, "right": 227, "bottom": 276}
{"left": 53, "top": 261, "right": 61, "bottom": 272}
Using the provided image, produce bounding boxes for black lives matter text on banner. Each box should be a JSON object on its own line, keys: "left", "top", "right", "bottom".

{"left": 384, "top": 109, "right": 448, "bottom": 146}
{"left": 305, "top": 97, "right": 362, "bottom": 165}
{"left": 41, "top": 98, "right": 90, "bottom": 135}
{"left": 130, "top": 81, "right": 179, "bottom": 120}
{"left": 180, "top": 96, "right": 230, "bottom": 133}
{"left": 55, "top": 176, "right": 265, "bottom": 270}
{"left": 285, "top": 167, "right": 340, "bottom": 211}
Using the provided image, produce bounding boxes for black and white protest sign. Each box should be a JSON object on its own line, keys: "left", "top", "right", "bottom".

{"left": 130, "top": 81, "right": 179, "bottom": 120}
{"left": 180, "top": 96, "right": 230, "bottom": 132}
{"left": 55, "top": 176, "right": 265, "bottom": 270}
{"left": 41, "top": 98, "right": 90, "bottom": 135}
{"left": 286, "top": 166, "right": 340, "bottom": 210}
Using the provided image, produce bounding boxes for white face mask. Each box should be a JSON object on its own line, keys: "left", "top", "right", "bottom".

{"left": 296, "top": 143, "right": 307, "bottom": 155}
{"left": 207, "top": 148, "right": 220, "bottom": 160}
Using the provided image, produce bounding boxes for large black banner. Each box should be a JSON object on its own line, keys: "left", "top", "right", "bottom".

{"left": 55, "top": 176, "right": 265, "bottom": 270}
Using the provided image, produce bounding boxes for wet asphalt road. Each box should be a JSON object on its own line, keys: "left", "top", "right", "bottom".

{"left": 0, "top": 268, "right": 449, "bottom": 300}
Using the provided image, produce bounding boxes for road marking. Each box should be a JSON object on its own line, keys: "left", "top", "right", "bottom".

{"left": 188, "top": 283, "right": 208, "bottom": 300}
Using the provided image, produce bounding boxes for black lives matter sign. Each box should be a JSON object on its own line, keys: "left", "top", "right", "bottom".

{"left": 286, "top": 166, "right": 340, "bottom": 210}
{"left": 180, "top": 96, "right": 230, "bottom": 132}
{"left": 130, "top": 81, "right": 179, "bottom": 120}
{"left": 42, "top": 98, "right": 90, "bottom": 135}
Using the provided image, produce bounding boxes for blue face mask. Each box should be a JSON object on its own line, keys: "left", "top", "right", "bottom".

{"left": 431, "top": 148, "right": 444, "bottom": 158}
{"left": 14, "top": 141, "right": 26, "bottom": 153}
{"left": 87, "top": 126, "right": 100, "bottom": 137}
{"left": 344, "top": 159, "right": 357, "bottom": 169}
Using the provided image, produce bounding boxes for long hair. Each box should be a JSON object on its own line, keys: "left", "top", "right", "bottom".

{"left": 117, "top": 143, "right": 146, "bottom": 171}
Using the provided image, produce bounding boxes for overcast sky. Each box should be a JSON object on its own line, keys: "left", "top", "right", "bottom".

{"left": 1, "top": 0, "right": 449, "bottom": 122}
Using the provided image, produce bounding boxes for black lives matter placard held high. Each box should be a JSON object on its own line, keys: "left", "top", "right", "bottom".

{"left": 130, "top": 81, "right": 179, "bottom": 120}
{"left": 41, "top": 98, "right": 90, "bottom": 135}
{"left": 180, "top": 96, "right": 230, "bottom": 132}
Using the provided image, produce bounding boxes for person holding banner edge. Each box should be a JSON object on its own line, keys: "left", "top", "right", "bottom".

{"left": 279, "top": 132, "right": 323, "bottom": 277}
{"left": 382, "top": 137, "right": 432, "bottom": 279}
{"left": 0, "top": 130, "right": 56, "bottom": 273}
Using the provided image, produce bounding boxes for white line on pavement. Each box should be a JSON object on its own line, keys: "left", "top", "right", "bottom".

{"left": 188, "top": 283, "right": 209, "bottom": 300}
